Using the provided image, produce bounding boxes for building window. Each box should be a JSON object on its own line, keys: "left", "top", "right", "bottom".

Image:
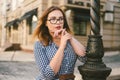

{"left": 73, "top": 9, "right": 90, "bottom": 36}
{"left": 26, "top": 15, "right": 37, "bottom": 35}
{"left": 30, "top": 15, "right": 37, "bottom": 34}
{"left": 68, "top": 0, "right": 73, "bottom": 4}
{"left": 32, "top": 21, "right": 37, "bottom": 34}
{"left": 73, "top": 21, "right": 87, "bottom": 36}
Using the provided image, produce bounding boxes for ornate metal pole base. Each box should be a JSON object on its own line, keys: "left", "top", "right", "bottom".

{"left": 78, "top": 35, "right": 111, "bottom": 80}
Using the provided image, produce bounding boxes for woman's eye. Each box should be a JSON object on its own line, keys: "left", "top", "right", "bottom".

{"left": 59, "top": 17, "right": 64, "bottom": 20}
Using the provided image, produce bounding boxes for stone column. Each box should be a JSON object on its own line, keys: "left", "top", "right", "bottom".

{"left": 10, "top": 26, "right": 13, "bottom": 43}
{"left": 47, "top": 0, "right": 52, "bottom": 8}
{"left": 1, "top": 0, "right": 7, "bottom": 46}
{"left": 23, "top": 20, "right": 27, "bottom": 45}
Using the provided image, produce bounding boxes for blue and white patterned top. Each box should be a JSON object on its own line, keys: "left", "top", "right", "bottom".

{"left": 34, "top": 41, "right": 77, "bottom": 80}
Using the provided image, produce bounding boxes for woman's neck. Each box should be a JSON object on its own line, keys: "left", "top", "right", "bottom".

{"left": 49, "top": 31, "right": 61, "bottom": 46}
{"left": 53, "top": 38, "right": 60, "bottom": 47}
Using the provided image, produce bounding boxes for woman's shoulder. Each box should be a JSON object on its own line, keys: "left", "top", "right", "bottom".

{"left": 34, "top": 41, "right": 46, "bottom": 55}
{"left": 34, "top": 40, "right": 53, "bottom": 48}
{"left": 34, "top": 41, "right": 45, "bottom": 48}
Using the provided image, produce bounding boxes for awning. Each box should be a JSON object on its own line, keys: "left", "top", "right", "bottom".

{"left": 20, "top": 8, "right": 37, "bottom": 21}
{"left": 5, "top": 19, "right": 20, "bottom": 28}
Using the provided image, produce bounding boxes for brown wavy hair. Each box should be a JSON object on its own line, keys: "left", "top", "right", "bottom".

{"left": 32, "top": 6, "right": 71, "bottom": 46}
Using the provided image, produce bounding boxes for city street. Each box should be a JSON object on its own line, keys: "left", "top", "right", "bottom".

{"left": 0, "top": 0, "right": 120, "bottom": 80}
{"left": 0, "top": 51, "right": 120, "bottom": 80}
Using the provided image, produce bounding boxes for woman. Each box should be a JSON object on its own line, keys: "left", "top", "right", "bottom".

{"left": 33, "top": 6, "right": 86, "bottom": 80}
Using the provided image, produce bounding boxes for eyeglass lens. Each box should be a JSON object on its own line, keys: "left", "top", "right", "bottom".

{"left": 48, "top": 17, "right": 64, "bottom": 24}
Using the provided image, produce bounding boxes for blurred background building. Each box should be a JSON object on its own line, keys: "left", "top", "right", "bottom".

{"left": 0, "top": 0, "right": 120, "bottom": 51}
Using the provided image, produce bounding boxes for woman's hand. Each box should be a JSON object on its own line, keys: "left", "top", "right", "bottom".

{"left": 53, "top": 29, "right": 72, "bottom": 48}
{"left": 60, "top": 29, "right": 72, "bottom": 48}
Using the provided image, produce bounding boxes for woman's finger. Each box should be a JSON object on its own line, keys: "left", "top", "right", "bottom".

{"left": 54, "top": 29, "right": 63, "bottom": 37}
{"left": 61, "top": 29, "right": 66, "bottom": 36}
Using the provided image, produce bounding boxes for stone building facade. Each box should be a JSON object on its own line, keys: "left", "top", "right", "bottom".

{"left": 0, "top": 0, "right": 120, "bottom": 51}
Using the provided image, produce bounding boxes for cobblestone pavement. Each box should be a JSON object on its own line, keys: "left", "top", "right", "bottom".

{"left": 0, "top": 51, "right": 120, "bottom": 80}
{"left": 0, "top": 61, "right": 83, "bottom": 80}
{"left": 0, "top": 61, "right": 39, "bottom": 80}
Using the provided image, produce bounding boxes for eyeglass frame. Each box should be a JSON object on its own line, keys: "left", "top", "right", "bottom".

{"left": 47, "top": 17, "right": 64, "bottom": 24}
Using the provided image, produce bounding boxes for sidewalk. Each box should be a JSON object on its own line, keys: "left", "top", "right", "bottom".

{"left": 0, "top": 51, "right": 34, "bottom": 62}
{"left": 104, "top": 51, "right": 120, "bottom": 77}
{"left": 0, "top": 50, "right": 120, "bottom": 80}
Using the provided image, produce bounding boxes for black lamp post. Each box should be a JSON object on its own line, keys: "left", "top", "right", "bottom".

{"left": 78, "top": 0, "right": 112, "bottom": 80}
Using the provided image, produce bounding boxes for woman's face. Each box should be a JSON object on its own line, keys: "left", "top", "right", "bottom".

{"left": 46, "top": 10, "right": 64, "bottom": 33}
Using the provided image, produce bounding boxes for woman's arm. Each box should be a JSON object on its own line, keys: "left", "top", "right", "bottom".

{"left": 50, "top": 29, "right": 72, "bottom": 74}
{"left": 70, "top": 37, "right": 86, "bottom": 57}
{"left": 49, "top": 45, "right": 64, "bottom": 74}
{"left": 34, "top": 41, "right": 55, "bottom": 79}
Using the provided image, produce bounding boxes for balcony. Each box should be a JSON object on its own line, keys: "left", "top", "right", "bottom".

{"left": 66, "top": 0, "right": 106, "bottom": 12}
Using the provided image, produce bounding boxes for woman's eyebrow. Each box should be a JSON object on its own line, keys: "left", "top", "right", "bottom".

{"left": 49, "top": 16, "right": 63, "bottom": 18}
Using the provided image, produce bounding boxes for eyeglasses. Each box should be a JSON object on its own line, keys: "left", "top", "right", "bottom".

{"left": 47, "top": 17, "right": 64, "bottom": 24}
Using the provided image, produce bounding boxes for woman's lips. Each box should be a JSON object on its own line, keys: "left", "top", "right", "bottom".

{"left": 55, "top": 26, "right": 61, "bottom": 29}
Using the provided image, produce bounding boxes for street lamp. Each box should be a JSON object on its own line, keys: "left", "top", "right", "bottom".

{"left": 78, "top": 0, "right": 112, "bottom": 80}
